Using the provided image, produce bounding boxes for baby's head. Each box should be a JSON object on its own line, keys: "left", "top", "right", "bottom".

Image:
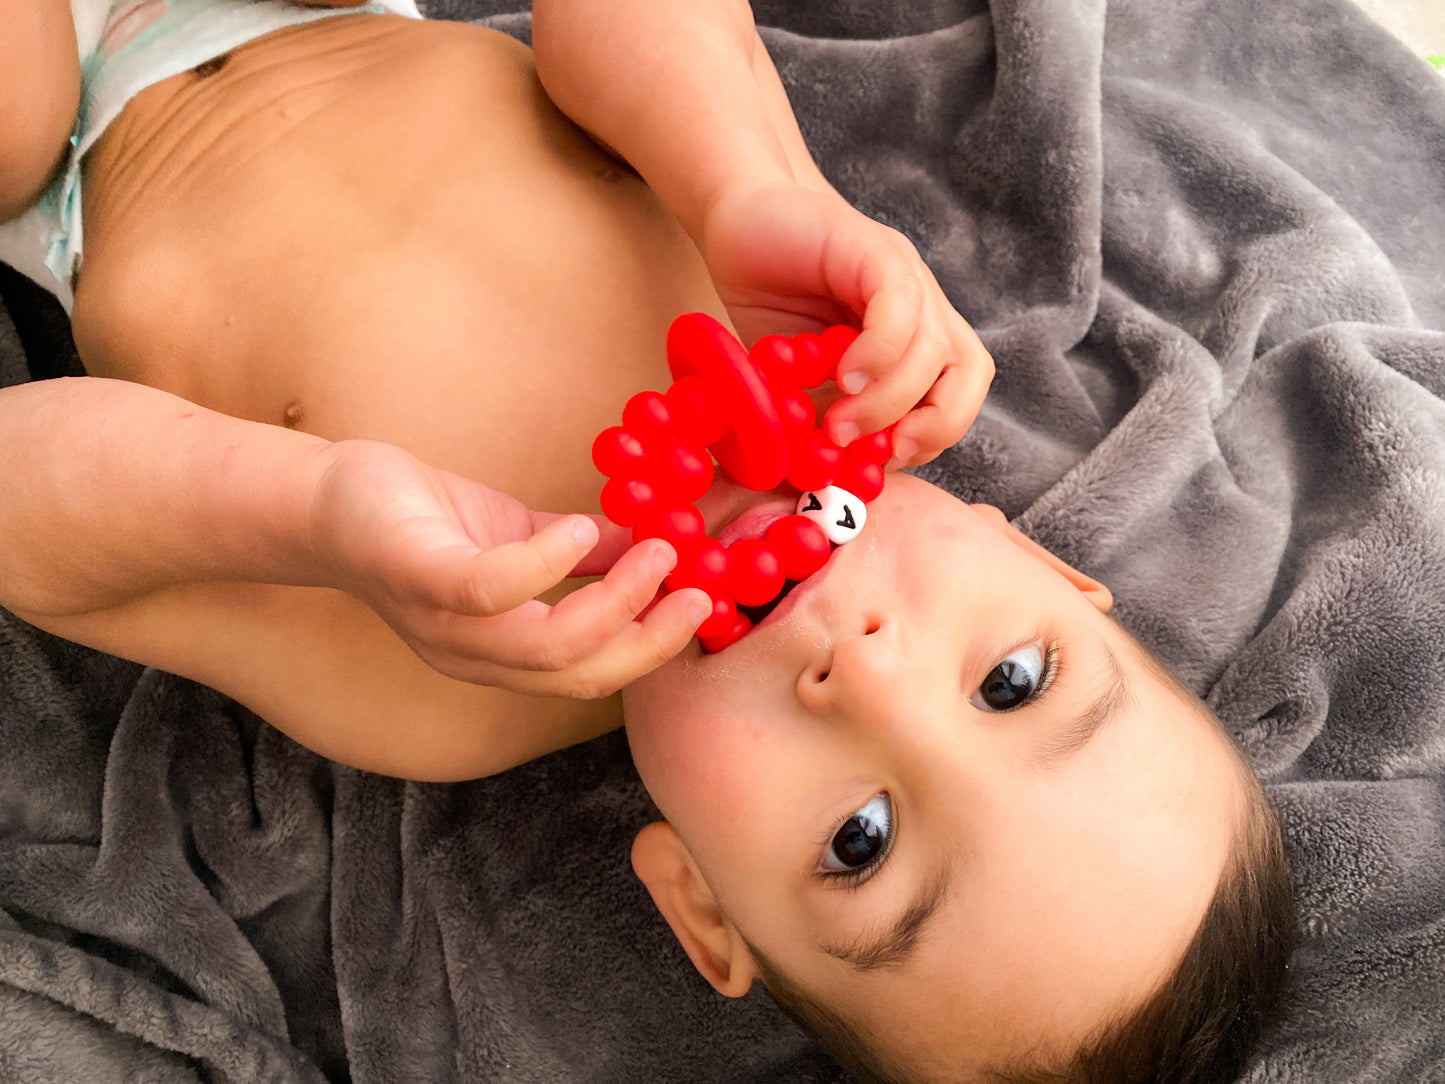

{"left": 621, "top": 473, "right": 1293, "bottom": 1082}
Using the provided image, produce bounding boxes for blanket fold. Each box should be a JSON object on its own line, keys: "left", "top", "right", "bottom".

{"left": 3, "top": 0, "right": 1445, "bottom": 1079}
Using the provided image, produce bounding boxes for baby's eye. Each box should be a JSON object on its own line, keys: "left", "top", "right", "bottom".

{"left": 970, "top": 644, "right": 1050, "bottom": 712}
{"left": 819, "top": 793, "right": 893, "bottom": 875}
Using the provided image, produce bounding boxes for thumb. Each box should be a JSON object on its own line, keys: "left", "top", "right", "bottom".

{"left": 422, "top": 513, "right": 599, "bottom": 616}
{"left": 529, "top": 512, "right": 633, "bottom": 577}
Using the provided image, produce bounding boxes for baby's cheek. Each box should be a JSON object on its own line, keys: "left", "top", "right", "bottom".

{"left": 677, "top": 712, "right": 774, "bottom": 821}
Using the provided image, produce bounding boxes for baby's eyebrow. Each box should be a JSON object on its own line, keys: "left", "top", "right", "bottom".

{"left": 818, "top": 863, "right": 954, "bottom": 972}
{"left": 1031, "top": 643, "right": 1131, "bottom": 771}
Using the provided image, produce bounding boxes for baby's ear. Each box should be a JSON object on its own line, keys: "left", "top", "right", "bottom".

{"left": 972, "top": 505, "right": 1113, "bottom": 613}
{"left": 631, "top": 822, "right": 758, "bottom": 998}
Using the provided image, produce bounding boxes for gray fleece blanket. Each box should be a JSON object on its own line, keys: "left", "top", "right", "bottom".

{"left": 3, "top": 0, "right": 1444, "bottom": 1079}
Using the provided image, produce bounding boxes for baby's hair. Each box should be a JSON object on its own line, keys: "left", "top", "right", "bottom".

{"left": 990, "top": 753, "right": 1294, "bottom": 1084}
{"left": 752, "top": 650, "right": 1295, "bottom": 1084}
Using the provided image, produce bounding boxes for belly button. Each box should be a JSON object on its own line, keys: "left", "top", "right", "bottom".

{"left": 282, "top": 400, "right": 305, "bottom": 429}
{"left": 592, "top": 155, "right": 640, "bottom": 184}
{"left": 192, "top": 52, "right": 230, "bottom": 79}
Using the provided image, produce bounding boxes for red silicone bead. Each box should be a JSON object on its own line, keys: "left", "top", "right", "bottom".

{"left": 726, "top": 539, "right": 785, "bottom": 608}
{"left": 633, "top": 505, "right": 706, "bottom": 548}
{"left": 765, "top": 515, "right": 831, "bottom": 581}
{"left": 749, "top": 334, "right": 795, "bottom": 385}
{"left": 836, "top": 460, "right": 885, "bottom": 503}
{"left": 600, "top": 476, "right": 658, "bottom": 527}
{"left": 622, "top": 390, "right": 675, "bottom": 440}
{"left": 820, "top": 324, "right": 860, "bottom": 370}
{"left": 774, "top": 383, "right": 817, "bottom": 438}
{"left": 653, "top": 441, "right": 714, "bottom": 504}
{"left": 790, "top": 333, "right": 832, "bottom": 387}
{"left": 667, "top": 313, "right": 787, "bottom": 491}
{"left": 785, "top": 430, "right": 845, "bottom": 493}
{"left": 696, "top": 594, "right": 739, "bottom": 640}
{"left": 592, "top": 426, "right": 648, "bottom": 478}
{"left": 666, "top": 537, "right": 730, "bottom": 594}
{"left": 847, "top": 429, "right": 893, "bottom": 466}
{"left": 594, "top": 315, "right": 889, "bottom": 654}
{"left": 702, "top": 610, "right": 753, "bottom": 654}
{"left": 665, "top": 375, "right": 728, "bottom": 446}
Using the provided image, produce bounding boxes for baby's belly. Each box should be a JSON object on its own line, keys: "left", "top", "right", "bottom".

{"left": 73, "top": 14, "right": 727, "bottom": 515}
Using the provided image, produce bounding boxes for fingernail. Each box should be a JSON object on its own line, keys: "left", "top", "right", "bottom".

{"left": 687, "top": 597, "right": 711, "bottom": 627}
{"left": 572, "top": 518, "right": 597, "bottom": 547}
{"left": 839, "top": 370, "right": 868, "bottom": 395}
{"left": 893, "top": 437, "right": 917, "bottom": 464}
{"left": 651, "top": 544, "right": 677, "bottom": 577}
{"left": 834, "top": 420, "right": 861, "bottom": 447}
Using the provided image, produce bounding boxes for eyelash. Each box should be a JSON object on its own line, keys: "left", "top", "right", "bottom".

{"left": 817, "top": 798, "right": 897, "bottom": 889}
{"left": 1011, "top": 640, "right": 1061, "bottom": 712}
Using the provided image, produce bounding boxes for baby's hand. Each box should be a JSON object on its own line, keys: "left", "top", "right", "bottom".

{"left": 307, "top": 440, "right": 709, "bottom": 698}
{"left": 700, "top": 182, "right": 993, "bottom": 467}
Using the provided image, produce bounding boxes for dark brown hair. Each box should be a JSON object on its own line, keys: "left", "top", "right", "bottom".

{"left": 752, "top": 738, "right": 1294, "bottom": 1084}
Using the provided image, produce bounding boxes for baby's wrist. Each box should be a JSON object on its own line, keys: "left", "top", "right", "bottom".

{"left": 175, "top": 414, "right": 338, "bottom": 595}
{"left": 697, "top": 178, "right": 851, "bottom": 267}
{"left": 295, "top": 438, "right": 395, "bottom": 597}
{"left": 687, "top": 159, "right": 798, "bottom": 242}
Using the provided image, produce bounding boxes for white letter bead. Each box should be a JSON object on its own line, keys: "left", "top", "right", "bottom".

{"left": 796, "top": 486, "right": 866, "bottom": 544}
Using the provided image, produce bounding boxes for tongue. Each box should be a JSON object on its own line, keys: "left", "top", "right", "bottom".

{"left": 714, "top": 504, "right": 791, "bottom": 548}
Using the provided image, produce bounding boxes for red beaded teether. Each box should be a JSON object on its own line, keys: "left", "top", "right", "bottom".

{"left": 592, "top": 313, "right": 891, "bottom": 653}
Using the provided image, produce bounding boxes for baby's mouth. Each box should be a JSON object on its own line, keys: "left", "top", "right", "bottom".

{"left": 709, "top": 489, "right": 799, "bottom": 547}
{"left": 738, "top": 579, "right": 801, "bottom": 624}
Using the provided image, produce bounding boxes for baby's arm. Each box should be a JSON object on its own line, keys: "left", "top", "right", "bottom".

{"left": 0, "top": 0, "right": 80, "bottom": 220}
{"left": 532, "top": 0, "right": 994, "bottom": 465}
{"left": 0, "top": 377, "right": 331, "bottom": 618}
{"left": 532, "top": 0, "right": 820, "bottom": 250}
{"left": 0, "top": 377, "right": 702, "bottom": 699}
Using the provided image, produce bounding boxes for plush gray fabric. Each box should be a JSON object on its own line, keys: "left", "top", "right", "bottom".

{"left": 3, "top": 0, "right": 1444, "bottom": 1079}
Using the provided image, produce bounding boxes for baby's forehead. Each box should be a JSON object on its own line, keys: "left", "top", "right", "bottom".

{"left": 1103, "top": 620, "right": 1220, "bottom": 722}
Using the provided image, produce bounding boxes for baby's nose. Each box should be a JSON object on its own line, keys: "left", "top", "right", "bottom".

{"left": 797, "top": 613, "right": 906, "bottom": 716}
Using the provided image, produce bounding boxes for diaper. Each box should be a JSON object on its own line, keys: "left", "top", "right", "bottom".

{"left": 0, "top": 0, "right": 422, "bottom": 311}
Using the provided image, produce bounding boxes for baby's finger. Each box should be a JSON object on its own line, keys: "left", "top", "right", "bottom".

{"left": 492, "top": 540, "right": 685, "bottom": 670}
{"left": 890, "top": 329, "right": 994, "bottom": 467}
{"left": 828, "top": 309, "right": 952, "bottom": 445}
{"left": 889, "top": 366, "right": 980, "bottom": 467}
{"left": 560, "top": 514, "right": 634, "bottom": 577}
{"left": 505, "top": 588, "right": 713, "bottom": 699}
{"left": 426, "top": 514, "right": 599, "bottom": 617}
{"left": 830, "top": 259, "right": 925, "bottom": 399}
{"left": 433, "top": 538, "right": 679, "bottom": 671}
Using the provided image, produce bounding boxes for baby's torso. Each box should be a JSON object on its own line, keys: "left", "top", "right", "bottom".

{"left": 51, "top": 14, "right": 730, "bottom": 774}
{"left": 0, "top": 0, "right": 422, "bottom": 305}
{"left": 73, "top": 14, "right": 722, "bottom": 511}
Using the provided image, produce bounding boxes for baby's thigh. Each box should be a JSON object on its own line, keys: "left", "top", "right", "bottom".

{"left": 74, "top": 17, "right": 726, "bottom": 513}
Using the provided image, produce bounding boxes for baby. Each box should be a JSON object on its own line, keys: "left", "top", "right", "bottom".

{"left": 0, "top": 0, "right": 1293, "bottom": 1080}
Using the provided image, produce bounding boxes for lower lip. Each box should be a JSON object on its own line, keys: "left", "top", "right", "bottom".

{"left": 750, "top": 554, "right": 831, "bottom": 633}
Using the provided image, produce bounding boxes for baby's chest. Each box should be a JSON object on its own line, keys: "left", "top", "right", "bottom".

{"left": 70, "top": 15, "right": 724, "bottom": 516}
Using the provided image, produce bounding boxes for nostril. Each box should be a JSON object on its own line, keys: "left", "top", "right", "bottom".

{"left": 864, "top": 616, "right": 883, "bottom": 635}
{"left": 797, "top": 664, "right": 832, "bottom": 704}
